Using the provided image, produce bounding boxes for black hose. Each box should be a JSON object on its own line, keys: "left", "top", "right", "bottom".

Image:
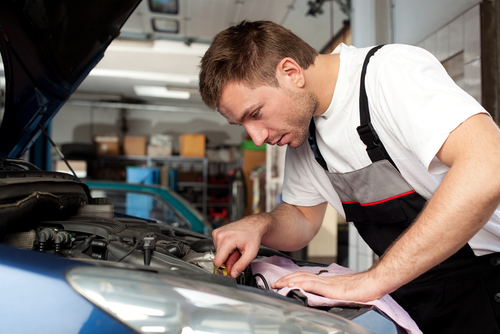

{"left": 69, "top": 235, "right": 96, "bottom": 258}
{"left": 251, "top": 273, "right": 270, "bottom": 290}
{"left": 116, "top": 240, "right": 142, "bottom": 262}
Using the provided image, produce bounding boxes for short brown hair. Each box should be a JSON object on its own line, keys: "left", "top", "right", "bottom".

{"left": 199, "top": 20, "right": 318, "bottom": 110}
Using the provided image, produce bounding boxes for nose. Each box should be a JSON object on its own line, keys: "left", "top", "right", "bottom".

{"left": 244, "top": 122, "right": 267, "bottom": 147}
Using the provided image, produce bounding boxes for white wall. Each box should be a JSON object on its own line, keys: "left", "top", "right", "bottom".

{"left": 351, "top": 0, "right": 378, "bottom": 47}
{"left": 392, "top": 0, "right": 481, "bottom": 45}
{"left": 351, "top": 0, "right": 481, "bottom": 47}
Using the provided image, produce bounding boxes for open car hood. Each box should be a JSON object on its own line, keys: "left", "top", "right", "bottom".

{"left": 0, "top": 0, "right": 141, "bottom": 158}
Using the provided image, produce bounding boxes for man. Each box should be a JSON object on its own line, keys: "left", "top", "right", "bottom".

{"left": 199, "top": 20, "right": 500, "bottom": 333}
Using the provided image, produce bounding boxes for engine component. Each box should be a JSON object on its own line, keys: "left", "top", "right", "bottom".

{"left": 37, "top": 228, "right": 55, "bottom": 252}
{"left": 143, "top": 233, "right": 156, "bottom": 266}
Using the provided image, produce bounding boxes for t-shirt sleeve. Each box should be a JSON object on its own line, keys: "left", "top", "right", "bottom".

{"left": 281, "top": 144, "right": 329, "bottom": 207}
{"left": 371, "top": 45, "right": 489, "bottom": 174}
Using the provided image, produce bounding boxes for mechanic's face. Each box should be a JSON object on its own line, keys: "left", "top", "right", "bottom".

{"left": 217, "top": 81, "right": 318, "bottom": 148}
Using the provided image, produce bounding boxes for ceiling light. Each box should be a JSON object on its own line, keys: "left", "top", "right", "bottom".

{"left": 134, "top": 85, "right": 190, "bottom": 99}
{"left": 152, "top": 18, "right": 179, "bottom": 33}
{"left": 149, "top": 0, "right": 178, "bottom": 14}
{"left": 89, "top": 68, "right": 194, "bottom": 84}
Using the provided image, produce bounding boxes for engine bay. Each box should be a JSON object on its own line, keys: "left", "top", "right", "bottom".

{"left": 0, "top": 206, "right": 293, "bottom": 291}
{"left": 0, "top": 166, "right": 293, "bottom": 291}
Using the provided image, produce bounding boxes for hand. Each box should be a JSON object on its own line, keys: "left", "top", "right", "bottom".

{"left": 270, "top": 270, "right": 387, "bottom": 303}
{"left": 212, "top": 215, "right": 267, "bottom": 278}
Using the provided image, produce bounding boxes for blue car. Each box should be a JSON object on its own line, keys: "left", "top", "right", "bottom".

{"left": 0, "top": 1, "right": 406, "bottom": 333}
{"left": 86, "top": 181, "right": 211, "bottom": 235}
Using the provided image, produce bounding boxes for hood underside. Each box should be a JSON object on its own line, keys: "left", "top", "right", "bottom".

{"left": 0, "top": 0, "right": 141, "bottom": 158}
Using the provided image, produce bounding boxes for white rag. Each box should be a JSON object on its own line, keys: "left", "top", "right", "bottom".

{"left": 250, "top": 256, "right": 422, "bottom": 334}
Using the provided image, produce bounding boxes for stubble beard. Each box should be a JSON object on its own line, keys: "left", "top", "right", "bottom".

{"left": 285, "top": 89, "right": 319, "bottom": 148}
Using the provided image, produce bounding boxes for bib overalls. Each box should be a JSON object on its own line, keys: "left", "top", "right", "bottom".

{"left": 308, "top": 45, "right": 500, "bottom": 333}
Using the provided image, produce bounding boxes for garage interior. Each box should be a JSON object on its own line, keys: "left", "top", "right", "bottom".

{"left": 1, "top": 0, "right": 498, "bottom": 273}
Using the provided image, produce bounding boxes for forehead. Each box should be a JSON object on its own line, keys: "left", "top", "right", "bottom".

{"left": 217, "top": 82, "right": 256, "bottom": 120}
{"left": 217, "top": 81, "right": 277, "bottom": 121}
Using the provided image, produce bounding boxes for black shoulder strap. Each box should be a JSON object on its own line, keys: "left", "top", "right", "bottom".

{"left": 308, "top": 45, "right": 397, "bottom": 171}
{"left": 308, "top": 120, "right": 327, "bottom": 170}
{"left": 356, "top": 45, "right": 399, "bottom": 170}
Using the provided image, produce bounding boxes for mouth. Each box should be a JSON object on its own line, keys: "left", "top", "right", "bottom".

{"left": 276, "top": 135, "right": 285, "bottom": 146}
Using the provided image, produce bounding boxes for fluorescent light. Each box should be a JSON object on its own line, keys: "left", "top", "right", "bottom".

{"left": 90, "top": 68, "right": 194, "bottom": 84}
{"left": 134, "top": 85, "right": 190, "bottom": 99}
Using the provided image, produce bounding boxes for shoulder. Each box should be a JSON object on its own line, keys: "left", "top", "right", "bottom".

{"left": 337, "top": 44, "right": 442, "bottom": 80}
{"left": 371, "top": 44, "right": 444, "bottom": 76}
{"left": 366, "top": 44, "right": 454, "bottom": 94}
{"left": 377, "top": 44, "right": 437, "bottom": 61}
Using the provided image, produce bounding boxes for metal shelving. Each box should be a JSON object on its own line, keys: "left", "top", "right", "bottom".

{"left": 90, "top": 155, "right": 209, "bottom": 217}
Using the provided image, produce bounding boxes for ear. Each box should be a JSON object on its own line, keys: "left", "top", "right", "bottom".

{"left": 276, "top": 58, "right": 305, "bottom": 88}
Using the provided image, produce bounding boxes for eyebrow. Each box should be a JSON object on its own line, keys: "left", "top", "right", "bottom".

{"left": 222, "top": 105, "right": 258, "bottom": 126}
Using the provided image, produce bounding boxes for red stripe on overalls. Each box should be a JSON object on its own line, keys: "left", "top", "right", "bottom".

{"left": 341, "top": 190, "right": 416, "bottom": 206}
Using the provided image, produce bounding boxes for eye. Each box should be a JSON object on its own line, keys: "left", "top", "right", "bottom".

{"left": 251, "top": 109, "right": 260, "bottom": 119}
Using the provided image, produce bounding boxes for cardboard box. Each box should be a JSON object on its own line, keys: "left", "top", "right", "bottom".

{"left": 179, "top": 134, "right": 206, "bottom": 157}
{"left": 242, "top": 150, "right": 266, "bottom": 216}
{"left": 124, "top": 136, "right": 146, "bottom": 156}
{"left": 94, "top": 135, "right": 120, "bottom": 156}
{"left": 147, "top": 144, "right": 172, "bottom": 157}
{"left": 55, "top": 160, "right": 87, "bottom": 178}
{"left": 150, "top": 134, "right": 173, "bottom": 147}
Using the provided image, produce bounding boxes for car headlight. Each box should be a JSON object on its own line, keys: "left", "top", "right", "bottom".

{"left": 67, "top": 266, "right": 373, "bottom": 334}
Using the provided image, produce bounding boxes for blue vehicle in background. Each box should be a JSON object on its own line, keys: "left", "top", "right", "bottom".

{"left": 86, "top": 181, "right": 211, "bottom": 235}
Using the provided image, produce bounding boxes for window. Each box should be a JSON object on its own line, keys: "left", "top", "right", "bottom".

{"left": 152, "top": 18, "right": 179, "bottom": 33}
{"left": 148, "top": 0, "right": 178, "bottom": 14}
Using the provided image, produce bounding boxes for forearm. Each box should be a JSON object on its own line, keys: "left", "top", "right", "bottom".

{"left": 368, "top": 115, "right": 500, "bottom": 297}
{"left": 260, "top": 202, "right": 326, "bottom": 251}
{"left": 212, "top": 201, "right": 326, "bottom": 276}
{"left": 370, "top": 166, "right": 500, "bottom": 296}
{"left": 273, "top": 115, "right": 500, "bottom": 303}
{"left": 272, "top": 153, "right": 500, "bottom": 303}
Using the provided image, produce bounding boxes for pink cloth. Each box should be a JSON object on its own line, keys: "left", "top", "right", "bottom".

{"left": 250, "top": 256, "right": 422, "bottom": 334}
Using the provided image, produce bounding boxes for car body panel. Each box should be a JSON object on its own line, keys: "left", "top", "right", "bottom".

{"left": 0, "top": 0, "right": 141, "bottom": 158}
{"left": 0, "top": 244, "right": 135, "bottom": 334}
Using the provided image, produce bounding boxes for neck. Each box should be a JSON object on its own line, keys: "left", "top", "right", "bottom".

{"left": 304, "top": 53, "right": 340, "bottom": 116}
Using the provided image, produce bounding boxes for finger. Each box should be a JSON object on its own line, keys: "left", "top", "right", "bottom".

{"left": 211, "top": 228, "right": 221, "bottom": 250}
{"left": 213, "top": 242, "right": 235, "bottom": 267}
{"left": 230, "top": 248, "right": 257, "bottom": 278}
{"left": 282, "top": 278, "right": 328, "bottom": 297}
{"left": 271, "top": 272, "right": 317, "bottom": 288}
{"left": 225, "top": 250, "right": 241, "bottom": 275}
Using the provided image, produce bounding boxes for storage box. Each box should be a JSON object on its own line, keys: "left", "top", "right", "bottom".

{"left": 94, "top": 135, "right": 120, "bottom": 156}
{"left": 55, "top": 160, "right": 87, "bottom": 178}
{"left": 242, "top": 149, "right": 266, "bottom": 216}
{"left": 147, "top": 144, "right": 172, "bottom": 157}
{"left": 150, "top": 134, "right": 173, "bottom": 147}
{"left": 179, "top": 134, "right": 206, "bottom": 157}
{"left": 124, "top": 136, "right": 146, "bottom": 156}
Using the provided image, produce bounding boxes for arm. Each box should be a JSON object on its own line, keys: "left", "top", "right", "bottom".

{"left": 213, "top": 202, "right": 327, "bottom": 277}
{"left": 272, "top": 113, "right": 500, "bottom": 301}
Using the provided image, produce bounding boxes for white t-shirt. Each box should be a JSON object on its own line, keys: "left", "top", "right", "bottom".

{"left": 282, "top": 43, "right": 500, "bottom": 256}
